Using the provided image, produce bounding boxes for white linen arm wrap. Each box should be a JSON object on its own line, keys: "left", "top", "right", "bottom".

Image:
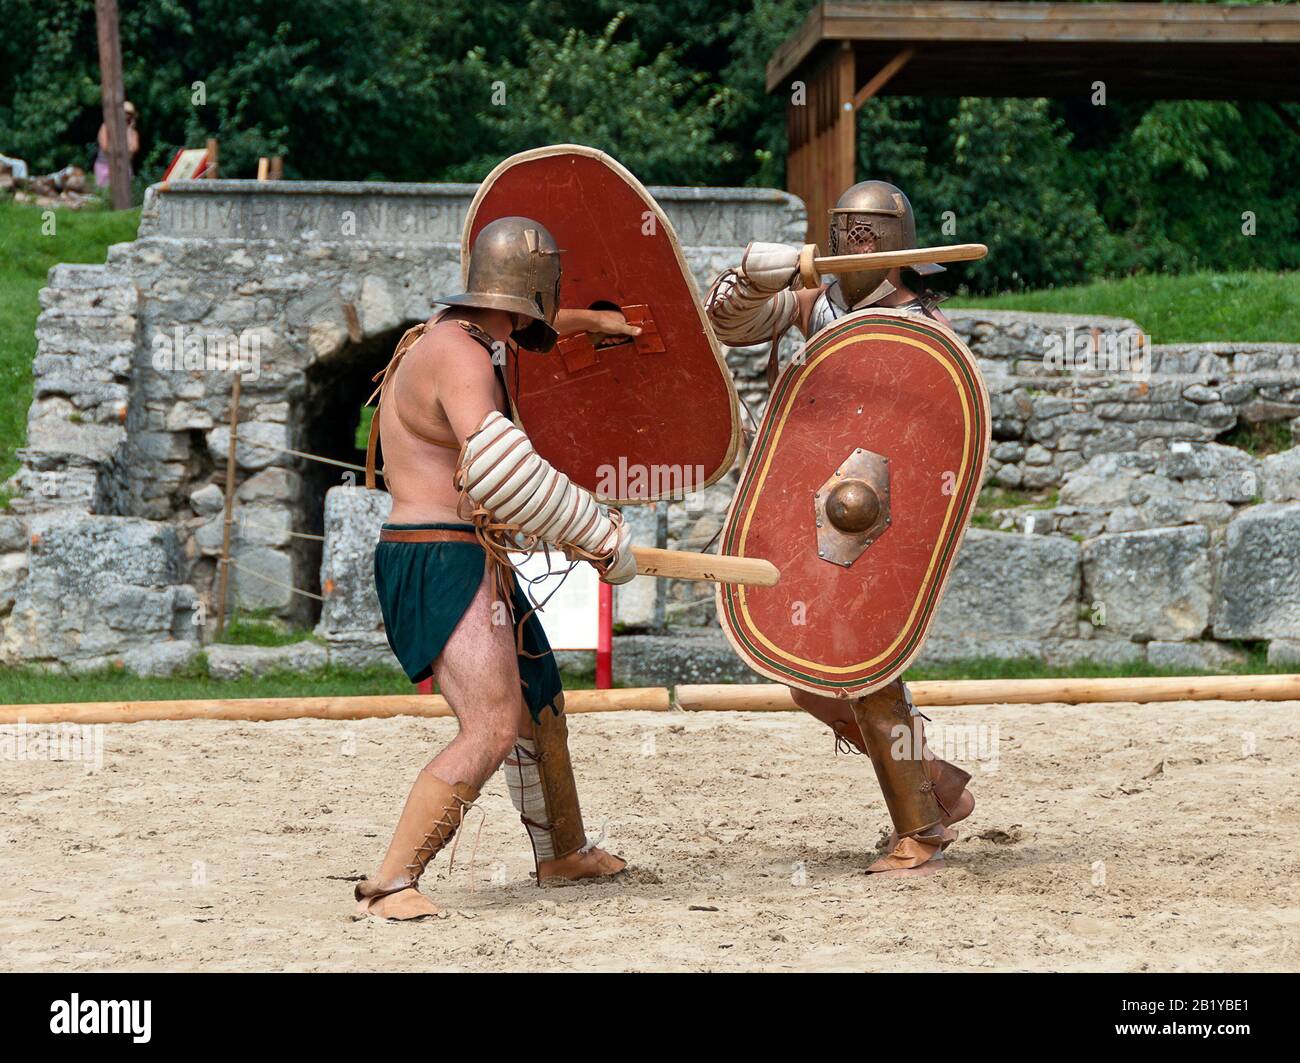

{"left": 704, "top": 242, "right": 801, "bottom": 346}
{"left": 458, "top": 411, "right": 635, "bottom": 583}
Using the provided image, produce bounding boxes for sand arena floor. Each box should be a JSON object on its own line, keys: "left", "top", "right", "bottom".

{"left": 2, "top": 702, "right": 1297, "bottom": 972}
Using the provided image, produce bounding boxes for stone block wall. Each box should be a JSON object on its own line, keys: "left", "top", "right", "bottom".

{"left": 902, "top": 313, "right": 1300, "bottom": 671}
{"left": 0, "top": 179, "right": 800, "bottom": 670}
{"left": 6, "top": 178, "right": 1299, "bottom": 674}
{"left": 633, "top": 310, "right": 1300, "bottom": 673}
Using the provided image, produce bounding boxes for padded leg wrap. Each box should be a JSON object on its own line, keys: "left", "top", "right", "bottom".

{"left": 503, "top": 738, "right": 555, "bottom": 862}
{"left": 851, "top": 681, "right": 944, "bottom": 839}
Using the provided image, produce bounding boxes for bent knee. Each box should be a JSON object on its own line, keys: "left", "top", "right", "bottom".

{"left": 460, "top": 712, "right": 521, "bottom": 764}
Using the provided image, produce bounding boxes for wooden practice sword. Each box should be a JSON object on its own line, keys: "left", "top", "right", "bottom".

{"left": 797, "top": 242, "right": 987, "bottom": 289}
{"left": 630, "top": 547, "right": 777, "bottom": 587}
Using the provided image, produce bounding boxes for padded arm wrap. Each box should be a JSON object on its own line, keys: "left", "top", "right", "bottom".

{"left": 457, "top": 411, "right": 619, "bottom": 558}
{"left": 704, "top": 268, "right": 799, "bottom": 346}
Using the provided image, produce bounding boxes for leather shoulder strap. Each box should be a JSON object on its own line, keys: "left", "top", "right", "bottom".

{"left": 365, "top": 320, "right": 430, "bottom": 490}
{"left": 365, "top": 311, "right": 509, "bottom": 489}
{"left": 457, "top": 320, "right": 498, "bottom": 354}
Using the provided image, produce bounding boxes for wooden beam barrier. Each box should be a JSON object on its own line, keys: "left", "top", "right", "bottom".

{"left": 4, "top": 676, "right": 1297, "bottom": 727}
{"left": 0, "top": 687, "right": 672, "bottom": 726}
{"left": 676, "top": 675, "right": 1300, "bottom": 711}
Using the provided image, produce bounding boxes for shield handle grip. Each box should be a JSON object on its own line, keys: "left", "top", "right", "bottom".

{"left": 631, "top": 547, "right": 778, "bottom": 587}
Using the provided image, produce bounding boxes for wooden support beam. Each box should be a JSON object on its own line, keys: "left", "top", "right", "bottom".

{"left": 854, "top": 47, "right": 915, "bottom": 109}
{"left": 766, "top": 3, "right": 1300, "bottom": 92}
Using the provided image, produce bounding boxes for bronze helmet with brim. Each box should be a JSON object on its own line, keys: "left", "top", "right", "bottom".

{"left": 439, "top": 216, "right": 562, "bottom": 352}
{"left": 827, "top": 181, "right": 944, "bottom": 307}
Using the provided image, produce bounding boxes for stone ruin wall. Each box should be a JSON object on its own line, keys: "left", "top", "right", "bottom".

{"left": 3, "top": 179, "right": 1299, "bottom": 678}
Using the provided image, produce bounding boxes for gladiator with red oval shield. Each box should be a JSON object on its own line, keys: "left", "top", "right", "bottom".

{"left": 716, "top": 308, "right": 991, "bottom": 698}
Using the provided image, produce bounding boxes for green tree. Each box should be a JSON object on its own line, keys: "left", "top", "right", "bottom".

{"left": 2, "top": 0, "right": 1296, "bottom": 290}
{"left": 443, "top": 15, "right": 727, "bottom": 184}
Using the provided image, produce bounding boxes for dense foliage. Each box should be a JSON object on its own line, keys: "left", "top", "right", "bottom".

{"left": 2, "top": 0, "right": 1297, "bottom": 291}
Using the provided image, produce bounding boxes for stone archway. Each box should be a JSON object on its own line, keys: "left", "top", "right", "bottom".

{"left": 295, "top": 321, "right": 421, "bottom": 605}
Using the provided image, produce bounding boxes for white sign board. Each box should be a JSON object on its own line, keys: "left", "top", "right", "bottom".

{"left": 509, "top": 551, "right": 600, "bottom": 651}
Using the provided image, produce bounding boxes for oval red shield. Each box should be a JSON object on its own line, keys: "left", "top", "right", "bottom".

{"left": 716, "top": 310, "right": 991, "bottom": 697}
{"left": 463, "top": 145, "right": 740, "bottom": 504}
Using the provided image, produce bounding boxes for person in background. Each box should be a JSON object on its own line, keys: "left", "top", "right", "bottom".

{"left": 94, "top": 100, "right": 139, "bottom": 188}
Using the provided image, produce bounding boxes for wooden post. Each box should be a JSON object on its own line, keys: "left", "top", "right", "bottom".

{"left": 93, "top": 0, "right": 132, "bottom": 210}
{"left": 786, "top": 44, "right": 858, "bottom": 243}
{"left": 786, "top": 44, "right": 915, "bottom": 243}
{"left": 213, "top": 374, "right": 242, "bottom": 639}
{"left": 828, "top": 42, "right": 856, "bottom": 238}
{"left": 256, "top": 157, "right": 269, "bottom": 181}
{"left": 206, "top": 138, "right": 219, "bottom": 179}
{"left": 269, "top": 156, "right": 284, "bottom": 180}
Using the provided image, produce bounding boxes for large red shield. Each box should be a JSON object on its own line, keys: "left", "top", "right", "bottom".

{"left": 716, "top": 310, "right": 991, "bottom": 697}
{"left": 463, "top": 145, "right": 740, "bottom": 504}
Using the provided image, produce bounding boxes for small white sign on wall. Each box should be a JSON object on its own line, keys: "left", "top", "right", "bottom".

{"left": 509, "top": 550, "right": 600, "bottom": 651}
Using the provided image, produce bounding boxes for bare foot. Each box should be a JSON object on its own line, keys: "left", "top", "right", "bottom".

{"left": 353, "top": 887, "right": 440, "bottom": 921}
{"left": 537, "top": 847, "right": 627, "bottom": 883}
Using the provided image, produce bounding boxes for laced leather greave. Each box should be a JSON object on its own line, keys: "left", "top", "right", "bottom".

{"left": 355, "top": 773, "right": 481, "bottom": 904}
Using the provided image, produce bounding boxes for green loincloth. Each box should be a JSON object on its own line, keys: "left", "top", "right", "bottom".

{"left": 373, "top": 522, "right": 563, "bottom": 722}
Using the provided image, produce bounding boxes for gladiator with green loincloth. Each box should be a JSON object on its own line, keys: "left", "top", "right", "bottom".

{"left": 353, "top": 217, "right": 640, "bottom": 920}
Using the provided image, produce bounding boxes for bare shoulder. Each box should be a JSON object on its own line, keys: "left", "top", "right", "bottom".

{"left": 405, "top": 318, "right": 497, "bottom": 385}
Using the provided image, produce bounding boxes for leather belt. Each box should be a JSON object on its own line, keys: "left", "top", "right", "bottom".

{"left": 378, "top": 528, "right": 479, "bottom": 545}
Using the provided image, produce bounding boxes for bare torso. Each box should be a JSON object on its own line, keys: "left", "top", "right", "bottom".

{"left": 380, "top": 315, "right": 509, "bottom": 524}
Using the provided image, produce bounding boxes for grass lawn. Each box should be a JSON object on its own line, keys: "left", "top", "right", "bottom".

{"left": 0, "top": 199, "right": 141, "bottom": 489}
{"left": 0, "top": 651, "right": 1285, "bottom": 706}
{"left": 949, "top": 269, "right": 1300, "bottom": 344}
{"left": 901, "top": 650, "right": 1292, "bottom": 683}
{"left": 0, "top": 659, "right": 601, "bottom": 705}
{"left": 0, "top": 661, "right": 410, "bottom": 704}
{"left": 0, "top": 654, "right": 603, "bottom": 701}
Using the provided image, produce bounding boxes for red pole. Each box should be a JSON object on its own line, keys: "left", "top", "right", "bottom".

{"left": 596, "top": 582, "right": 613, "bottom": 689}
